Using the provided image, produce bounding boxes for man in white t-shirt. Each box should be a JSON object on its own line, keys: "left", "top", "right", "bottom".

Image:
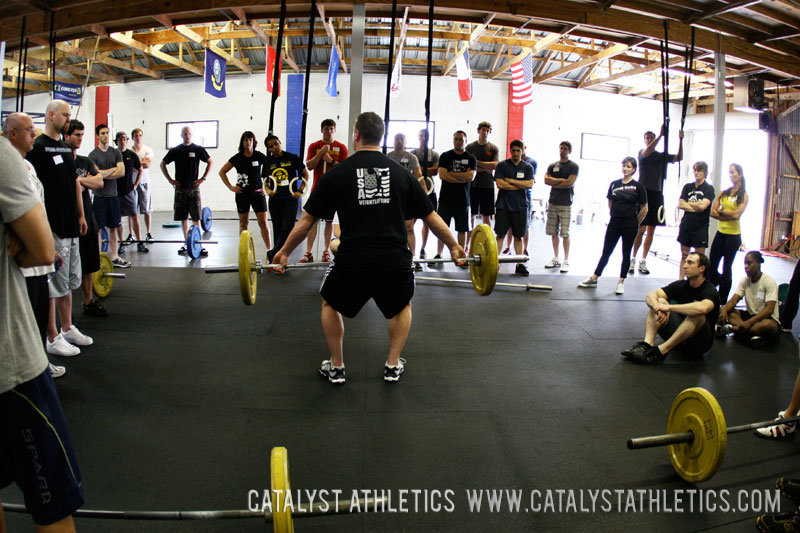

{"left": 716, "top": 250, "right": 779, "bottom": 347}
{"left": 132, "top": 128, "right": 155, "bottom": 240}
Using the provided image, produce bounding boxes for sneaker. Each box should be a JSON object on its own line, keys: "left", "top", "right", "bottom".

{"left": 615, "top": 282, "right": 624, "bottom": 295}
{"left": 515, "top": 264, "right": 529, "bottom": 276}
{"left": 754, "top": 411, "right": 796, "bottom": 439}
{"left": 621, "top": 341, "right": 649, "bottom": 359}
{"left": 628, "top": 259, "right": 635, "bottom": 274}
{"left": 777, "top": 478, "right": 800, "bottom": 503}
{"left": 117, "top": 243, "right": 126, "bottom": 255}
{"left": 319, "top": 360, "right": 345, "bottom": 384}
{"left": 322, "top": 250, "right": 332, "bottom": 262}
{"left": 419, "top": 250, "right": 427, "bottom": 259}
{"left": 502, "top": 247, "right": 511, "bottom": 255}
{"left": 750, "top": 335, "right": 767, "bottom": 348}
{"left": 782, "top": 326, "right": 793, "bottom": 333}
{"left": 111, "top": 257, "right": 131, "bottom": 268}
{"left": 756, "top": 509, "right": 800, "bottom": 532}
{"left": 414, "top": 262, "right": 423, "bottom": 271}
{"left": 638, "top": 260, "right": 650, "bottom": 274}
{"left": 61, "top": 325, "right": 93, "bottom": 346}
{"left": 560, "top": 260, "right": 570, "bottom": 273}
{"left": 146, "top": 233, "right": 154, "bottom": 242}
{"left": 83, "top": 300, "right": 108, "bottom": 317}
{"left": 628, "top": 343, "right": 665, "bottom": 364}
{"left": 433, "top": 254, "right": 442, "bottom": 259}
{"left": 178, "top": 245, "right": 187, "bottom": 255}
{"left": 384, "top": 358, "right": 406, "bottom": 382}
{"left": 46, "top": 334, "right": 80, "bottom": 357}
{"left": 715, "top": 323, "right": 734, "bottom": 337}
{"left": 299, "top": 252, "right": 313, "bottom": 263}
{"left": 49, "top": 363, "right": 66, "bottom": 379}
{"left": 578, "top": 277, "right": 597, "bottom": 288}
{"left": 199, "top": 247, "right": 209, "bottom": 257}
{"left": 524, "top": 250, "right": 529, "bottom": 257}
{"left": 125, "top": 234, "right": 134, "bottom": 243}
{"left": 545, "top": 257, "right": 561, "bottom": 268}
{"left": 137, "top": 243, "right": 149, "bottom": 253}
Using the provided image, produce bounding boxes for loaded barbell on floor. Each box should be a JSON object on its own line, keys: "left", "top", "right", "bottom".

{"left": 92, "top": 252, "right": 126, "bottom": 298}
{"left": 627, "top": 387, "right": 800, "bottom": 483}
{"left": 201, "top": 177, "right": 308, "bottom": 231}
{"left": 2, "top": 447, "right": 383, "bottom": 532}
{"left": 415, "top": 276, "right": 551, "bottom": 292}
{"left": 205, "top": 224, "right": 535, "bottom": 305}
{"left": 101, "top": 226, "right": 217, "bottom": 260}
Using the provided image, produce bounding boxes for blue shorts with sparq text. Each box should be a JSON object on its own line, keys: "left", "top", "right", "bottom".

{"left": 0, "top": 370, "right": 84, "bottom": 525}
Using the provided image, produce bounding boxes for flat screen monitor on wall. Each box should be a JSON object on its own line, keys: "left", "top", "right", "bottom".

{"left": 580, "top": 133, "right": 630, "bottom": 163}
{"left": 166, "top": 121, "right": 219, "bottom": 149}
{"left": 382, "top": 120, "right": 435, "bottom": 151}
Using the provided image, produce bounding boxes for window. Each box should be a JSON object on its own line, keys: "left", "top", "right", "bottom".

{"left": 382, "top": 120, "right": 436, "bottom": 150}
{"left": 166, "top": 120, "right": 219, "bottom": 149}
{"left": 580, "top": 133, "right": 630, "bottom": 162}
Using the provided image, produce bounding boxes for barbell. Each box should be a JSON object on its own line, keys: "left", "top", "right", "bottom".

{"left": 415, "top": 276, "right": 551, "bottom": 292}
{"left": 201, "top": 177, "right": 307, "bottom": 231}
{"left": 101, "top": 226, "right": 217, "bottom": 259}
{"left": 2, "top": 447, "right": 383, "bottom": 532}
{"left": 205, "top": 224, "right": 532, "bottom": 305}
{"left": 92, "top": 252, "right": 126, "bottom": 298}
{"left": 627, "top": 387, "right": 800, "bottom": 483}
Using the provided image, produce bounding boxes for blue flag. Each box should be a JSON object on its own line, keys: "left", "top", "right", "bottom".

{"left": 325, "top": 45, "right": 339, "bottom": 97}
{"left": 54, "top": 81, "right": 83, "bottom": 105}
{"left": 204, "top": 49, "right": 226, "bottom": 98}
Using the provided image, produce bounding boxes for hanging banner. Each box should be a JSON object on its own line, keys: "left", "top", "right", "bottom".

{"left": 54, "top": 81, "right": 84, "bottom": 105}
{"left": 204, "top": 48, "right": 227, "bottom": 98}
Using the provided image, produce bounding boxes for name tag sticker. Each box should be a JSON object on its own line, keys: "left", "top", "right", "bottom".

{"left": 53, "top": 155, "right": 63, "bottom": 165}
{"left": 252, "top": 161, "right": 259, "bottom": 167}
{"left": 553, "top": 166, "right": 560, "bottom": 172}
{"left": 516, "top": 172, "right": 525, "bottom": 178}
{"left": 461, "top": 159, "right": 468, "bottom": 165}
{"left": 189, "top": 152, "right": 196, "bottom": 158}
{"left": 401, "top": 158, "right": 408, "bottom": 163}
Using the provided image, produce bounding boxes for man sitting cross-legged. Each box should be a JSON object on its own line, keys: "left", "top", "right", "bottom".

{"left": 622, "top": 252, "right": 720, "bottom": 364}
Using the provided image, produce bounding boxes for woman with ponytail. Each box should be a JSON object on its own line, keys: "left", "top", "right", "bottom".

{"left": 709, "top": 163, "right": 748, "bottom": 303}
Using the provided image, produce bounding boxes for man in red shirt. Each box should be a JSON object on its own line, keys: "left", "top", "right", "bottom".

{"left": 302, "top": 119, "right": 348, "bottom": 262}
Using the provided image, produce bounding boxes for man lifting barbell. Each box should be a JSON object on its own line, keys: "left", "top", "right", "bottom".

{"left": 273, "top": 112, "right": 465, "bottom": 385}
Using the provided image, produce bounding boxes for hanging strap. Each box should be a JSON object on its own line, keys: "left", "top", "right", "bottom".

{"left": 660, "top": 20, "right": 670, "bottom": 182}
{"left": 268, "top": 0, "right": 287, "bottom": 135}
{"left": 421, "top": 0, "right": 434, "bottom": 179}
{"left": 16, "top": 17, "right": 26, "bottom": 112}
{"left": 680, "top": 27, "right": 696, "bottom": 132}
{"left": 49, "top": 11, "right": 56, "bottom": 100}
{"left": 382, "top": 0, "right": 398, "bottom": 154}
{"left": 299, "top": 0, "right": 317, "bottom": 159}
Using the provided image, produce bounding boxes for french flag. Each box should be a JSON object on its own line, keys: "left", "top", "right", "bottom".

{"left": 455, "top": 52, "right": 472, "bottom": 102}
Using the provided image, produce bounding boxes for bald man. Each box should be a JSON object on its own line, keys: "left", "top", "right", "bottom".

{"left": 25, "top": 99, "right": 93, "bottom": 358}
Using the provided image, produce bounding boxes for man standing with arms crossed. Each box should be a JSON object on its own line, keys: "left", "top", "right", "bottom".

{"left": 411, "top": 128, "right": 439, "bottom": 259}
{"left": 544, "top": 141, "right": 579, "bottom": 273}
{"left": 132, "top": 128, "right": 155, "bottom": 241}
{"left": 160, "top": 126, "right": 213, "bottom": 255}
{"left": 387, "top": 132, "right": 425, "bottom": 269}
{"left": 494, "top": 140, "right": 533, "bottom": 276}
{"left": 89, "top": 123, "right": 128, "bottom": 268}
{"left": 435, "top": 130, "right": 477, "bottom": 259}
{"left": 302, "top": 118, "right": 348, "bottom": 263}
{"left": 465, "top": 121, "right": 499, "bottom": 229}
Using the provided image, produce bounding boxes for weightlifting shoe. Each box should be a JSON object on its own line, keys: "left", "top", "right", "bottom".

{"left": 756, "top": 508, "right": 800, "bottom": 532}
{"left": 46, "top": 334, "right": 80, "bottom": 357}
{"left": 777, "top": 478, "right": 800, "bottom": 503}
{"left": 319, "top": 360, "right": 345, "bottom": 384}
{"left": 754, "top": 411, "right": 796, "bottom": 439}
{"left": 299, "top": 252, "right": 313, "bottom": 263}
{"left": 384, "top": 358, "right": 406, "bottom": 382}
{"left": 61, "top": 325, "right": 93, "bottom": 346}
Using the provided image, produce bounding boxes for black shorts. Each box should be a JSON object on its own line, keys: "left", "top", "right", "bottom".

{"left": 320, "top": 265, "right": 415, "bottom": 319}
{"left": 235, "top": 189, "right": 268, "bottom": 214}
{"left": 658, "top": 312, "right": 713, "bottom": 355}
{"left": 470, "top": 187, "right": 495, "bottom": 216}
{"left": 92, "top": 195, "right": 121, "bottom": 229}
{"left": 174, "top": 188, "right": 202, "bottom": 221}
{"left": 437, "top": 203, "right": 469, "bottom": 233}
{"left": 494, "top": 209, "right": 527, "bottom": 238}
{"left": 641, "top": 189, "right": 665, "bottom": 227}
{"left": 0, "top": 371, "right": 84, "bottom": 525}
{"left": 677, "top": 224, "right": 709, "bottom": 248}
{"left": 427, "top": 192, "right": 437, "bottom": 211}
{"left": 79, "top": 230, "right": 100, "bottom": 274}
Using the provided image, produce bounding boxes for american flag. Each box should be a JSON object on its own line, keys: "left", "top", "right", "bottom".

{"left": 510, "top": 55, "right": 534, "bottom": 105}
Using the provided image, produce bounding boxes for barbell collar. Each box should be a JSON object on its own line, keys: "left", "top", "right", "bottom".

{"left": 205, "top": 265, "right": 240, "bottom": 273}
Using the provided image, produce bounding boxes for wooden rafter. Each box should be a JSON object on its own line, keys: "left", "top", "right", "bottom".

{"left": 29, "top": 36, "right": 163, "bottom": 79}
{"left": 317, "top": 5, "right": 347, "bottom": 74}
{"left": 536, "top": 38, "right": 647, "bottom": 84}
{"left": 441, "top": 14, "right": 495, "bottom": 76}
{"left": 173, "top": 24, "right": 252, "bottom": 74}
{"left": 108, "top": 31, "right": 203, "bottom": 75}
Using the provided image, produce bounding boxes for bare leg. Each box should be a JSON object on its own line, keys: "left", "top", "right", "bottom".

{"left": 321, "top": 299, "right": 344, "bottom": 367}
{"left": 181, "top": 219, "right": 189, "bottom": 239}
{"left": 406, "top": 219, "right": 416, "bottom": 254}
{"left": 562, "top": 236, "right": 570, "bottom": 261}
{"left": 323, "top": 221, "right": 333, "bottom": 254}
{"left": 783, "top": 369, "right": 800, "bottom": 417}
{"left": 108, "top": 226, "right": 120, "bottom": 260}
{"left": 632, "top": 225, "right": 646, "bottom": 259}
{"left": 551, "top": 235, "right": 560, "bottom": 258}
{"left": 56, "top": 294, "right": 73, "bottom": 331}
{"left": 34, "top": 515, "right": 76, "bottom": 533}
{"left": 144, "top": 212, "right": 152, "bottom": 234}
{"left": 238, "top": 212, "right": 249, "bottom": 234}
{"left": 80, "top": 274, "right": 93, "bottom": 305}
{"left": 658, "top": 315, "right": 705, "bottom": 355}
{"left": 304, "top": 220, "right": 319, "bottom": 256}
{"left": 642, "top": 226, "right": 656, "bottom": 258}
{"left": 387, "top": 304, "right": 412, "bottom": 366}
{"left": 523, "top": 229, "right": 529, "bottom": 254}
{"left": 256, "top": 211, "right": 271, "bottom": 249}
{"left": 644, "top": 308, "right": 662, "bottom": 346}
{"left": 130, "top": 215, "right": 142, "bottom": 240}
{"left": 420, "top": 222, "right": 431, "bottom": 254}
{"left": 47, "top": 299, "right": 58, "bottom": 341}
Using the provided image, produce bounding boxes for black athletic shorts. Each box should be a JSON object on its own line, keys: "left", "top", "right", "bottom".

{"left": 320, "top": 264, "right": 415, "bottom": 319}
{"left": 427, "top": 192, "right": 437, "bottom": 211}
{"left": 658, "top": 312, "right": 713, "bottom": 355}
{"left": 174, "top": 188, "right": 202, "bottom": 221}
{"left": 494, "top": 209, "right": 527, "bottom": 239}
{"left": 470, "top": 187, "right": 495, "bottom": 217}
{"left": 79, "top": 230, "right": 100, "bottom": 274}
{"left": 641, "top": 188, "right": 664, "bottom": 227}
{"left": 677, "top": 224, "right": 709, "bottom": 249}
{"left": 235, "top": 189, "right": 268, "bottom": 214}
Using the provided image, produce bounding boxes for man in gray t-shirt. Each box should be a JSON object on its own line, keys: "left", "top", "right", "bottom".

{"left": 387, "top": 133, "right": 425, "bottom": 267}
{"left": 88, "top": 124, "right": 127, "bottom": 267}
{"left": 411, "top": 128, "right": 440, "bottom": 259}
{"left": 0, "top": 135, "right": 84, "bottom": 528}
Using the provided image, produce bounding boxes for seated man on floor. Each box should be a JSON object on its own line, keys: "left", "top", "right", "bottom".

{"left": 716, "top": 251, "right": 779, "bottom": 348}
{"left": 622, "top": 252, "right": 720, "bottom": 364}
